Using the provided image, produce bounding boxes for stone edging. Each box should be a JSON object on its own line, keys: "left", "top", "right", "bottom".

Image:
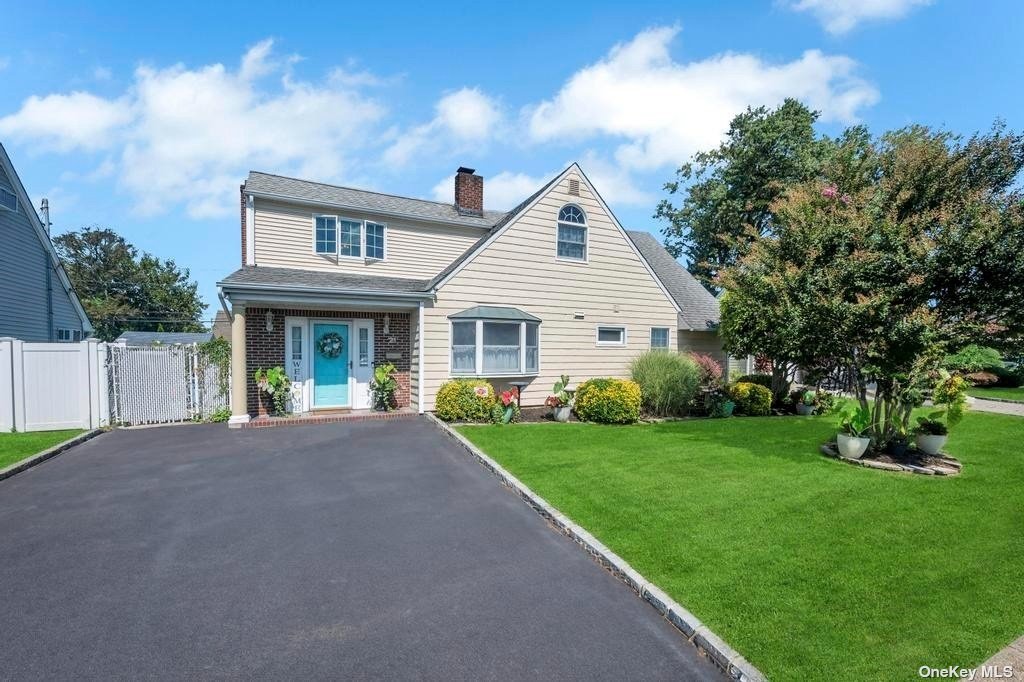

{"left": 425, "top": 413, "right": 766, "bottom": 682}
{"left": 971, "top": 395, "right": 1024, "bottom": 405}
{"left": 820, "top": 443, "right": 962, "bottom": 476}
{"left": 0, "top": 429, "right": 105, "bottom": 482}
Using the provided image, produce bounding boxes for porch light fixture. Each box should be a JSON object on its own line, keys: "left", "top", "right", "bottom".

{"left": 265, "top": 310, "right": 274, "bottom": 332}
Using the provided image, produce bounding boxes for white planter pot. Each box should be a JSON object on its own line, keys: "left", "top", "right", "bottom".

{"left": 916, "top": 433, "right": 948, "bottom": 456}
{"left": 837, "top": 433, "right": 871, "bottom": 459}
{"left": 552, "top": 406, "right": 571, "bottom": 423}
{"left": 796, "top": 403, "right": 814, "bottom": 416}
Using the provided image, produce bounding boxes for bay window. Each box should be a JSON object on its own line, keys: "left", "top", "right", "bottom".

{"left": 449, "top": 306, "right": 541, "bottom": 376}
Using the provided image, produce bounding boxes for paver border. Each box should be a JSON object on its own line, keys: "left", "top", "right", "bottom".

{"left": 426, "top": 413, "right": 767, "bottom": 682}
{"left": 0, "top": 429, "right": 105, "bottom": 482}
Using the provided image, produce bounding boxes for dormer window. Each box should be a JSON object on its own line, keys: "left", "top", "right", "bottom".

{"left": 313, "top": 215, "right": 387, "bottom": 261}
{"left": 556, "top": 204, "right": 587, "bottom": 262}
{"left": 314, "top": 216, "right": 337, "bottom": 254}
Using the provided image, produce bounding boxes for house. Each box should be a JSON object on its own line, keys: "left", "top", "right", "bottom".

{"left": 114, "top": 331, "right": 214, "bottom": 346}
{"left": 211, "top": 310, "right": 232, "bottom": 340}
{"left": 0, "top": 142, "right": 92, "bottom": 342}
{"left": 218, "top": 165, "right": 724, "bottom": 425}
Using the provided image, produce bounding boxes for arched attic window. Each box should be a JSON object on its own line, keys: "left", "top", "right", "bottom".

{"left": 556, "top": 204, "right": 587, "bottom": 262}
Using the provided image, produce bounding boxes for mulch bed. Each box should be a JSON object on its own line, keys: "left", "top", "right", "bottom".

{"left": 517, "top": 406, "right": 580, "bottom": 423}
{"left": 820, "top": 442, "right": 962, "bottom": 476}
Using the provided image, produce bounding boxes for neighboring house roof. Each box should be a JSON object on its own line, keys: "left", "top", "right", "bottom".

{"left": 0, "top": 142, "right": 93, "bottom": 334}
{"left": 211, "top": 309, "right": 231, "bottom": 339}
{"left": 244, "top": 171, "right": 508, "bottom": 229}
{"left": 116, "top": 331, "right": 213, "bottom": 346}
{"left": 626, "top": 231, "right": 721, "bottom": 331}
{"left": 219, "top": 265, "right": 431, "bottom": 296}
{"left": 449, "top": 305, "right": 542, "bottom": 322}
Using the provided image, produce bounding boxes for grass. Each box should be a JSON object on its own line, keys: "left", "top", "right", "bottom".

{"left": 458, "top": 413, "right": 1024, "bottom": 681}
{"left": 0, "top": 430, "right": 85, "bottom": 470}
{"left": 968, "top": 386, "right": 1024, "bottom": 402}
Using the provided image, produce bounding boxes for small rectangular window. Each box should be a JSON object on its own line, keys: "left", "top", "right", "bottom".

{"left": 73, "top": 330, "right": 82, "bottom": 342}
{"left": 359, "top": 327, "right": 369, "bottom": 367}
{"left": 291, "top": 326, "right": 303, "bottom": 361}
{"left": 650, "top": 327, "right": 670, "bottom": 349}
{"left": 557, "top": 224, "right": 587, "bottom": 261}
{"left": 339, "top": 219, "right": 362, "bottom": 257}
{"left": 525, "top": 323, "right": 539, "bottom": 373}
{"left": 56, "top": 328, "right": 72, "bottom": 342}
{"left": 451, "top": 321, "right": 476, "bottom": 374}
{"left": 315, "top": 216, "right": 337, "bottom": 254}
{"left": 365, "top": 222, "right": 385, "bottom": 260}
{"left": 596, "top": 326, "right": 625, "bottom": 346}
{"left": 0, "top": 187, "right": 16, "bottom": 212}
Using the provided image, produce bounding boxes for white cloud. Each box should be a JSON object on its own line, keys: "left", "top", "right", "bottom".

{"left": 0, "top": 39, "right": 386, "bottom": 218}
{"left": 93, "top": 66, "right": 113, "bottom": 81}
{"left": 786, "top": 0, "right": 932, "bottom": 34}
{"left": 0, "top": 91, "right": 132, "bottom": 151}
{"left": 384, "top": 87, "right": 502, "bottom": 166}
{"left": 527, "top": 25, "right": 879, "bottom": 172}
{"left": 431, "top": 169, "right": 547, "bottom": 210}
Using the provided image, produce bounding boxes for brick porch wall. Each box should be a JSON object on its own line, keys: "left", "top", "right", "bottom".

{"left": 245, "top": 308, "right": 411, "bottom": 415}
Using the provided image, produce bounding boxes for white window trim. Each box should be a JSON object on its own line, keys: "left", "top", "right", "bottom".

{"left": 0, "top": 187, "right": 17, "bottom": 213}
{"left": 310, "top": 214, "right": 388, "bottom": 262}
{"left": 555, "top": 203, "right": 589, "bottom": 264}
{"left": 449, "top": 318, "right": 541, "bottom": 378}
{"left": 56, "top": 328, "right": 73, "bottom": 342}
{"left": 650, "top": 327, "right": 671, "bottom": 350}
{"left": 595, "top": 325, "right": 627, "bottom": 346}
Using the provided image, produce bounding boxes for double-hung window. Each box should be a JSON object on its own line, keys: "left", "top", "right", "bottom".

{"left": 314, "top": 216, "right": 386, "bottom": 260}
{"left": 556, "top": 204, "right": 587, "bottom": 262}
{"left": 650, "top": 327, "right": 670, "bottom": 350}
{"left": 450, "top": 307, "right": 541, "bottom": 376}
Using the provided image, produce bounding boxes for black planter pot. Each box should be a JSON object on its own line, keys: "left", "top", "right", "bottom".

{"left": 887, "top": 440, "right": 909, "bottom": 459}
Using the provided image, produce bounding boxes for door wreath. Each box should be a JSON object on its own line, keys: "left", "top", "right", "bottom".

{"left": 317, "top": 332, "right": 344, "bottom": 359}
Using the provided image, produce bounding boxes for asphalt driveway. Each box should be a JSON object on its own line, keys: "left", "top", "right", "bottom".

{"left": 0, "top": 418, "right": 722, "bottom": 680}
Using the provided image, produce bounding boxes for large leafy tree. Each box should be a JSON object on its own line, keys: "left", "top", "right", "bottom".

{"left": 720, "top": 122, "right": 1024, "bottom": 443}
{"left": 655, "top": 99, "right": 827, "bottom": 287}
{"left": 54, "top": 227, "right": 207, "bottom": 341}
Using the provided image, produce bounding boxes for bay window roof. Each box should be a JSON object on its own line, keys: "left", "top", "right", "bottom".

{"left": 448, "top": 306, "right": 541, "bottom": 323}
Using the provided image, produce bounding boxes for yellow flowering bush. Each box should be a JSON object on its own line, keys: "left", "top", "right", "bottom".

{"left": 436, "top": 379, "right": 496, "bottom": 422}
{"left": 729, "top": 381, "right": 772, "bottom": 416}
{"left": 574, "top": 378, "right": 642, "bottom": 424}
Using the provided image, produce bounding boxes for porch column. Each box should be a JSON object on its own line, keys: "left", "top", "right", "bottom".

{"left": 228, "top": 304, "right": 250, "bottom": 427}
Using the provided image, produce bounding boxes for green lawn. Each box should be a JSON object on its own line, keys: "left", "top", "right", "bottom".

{"left": 0, "top": 430, "right": 85, "bottom": 470}
{"left": 968, "top": 386, "right": 1024, "bottom": 402}
{"left": 458, "top": 413, "right": 1024, "bottom": 681}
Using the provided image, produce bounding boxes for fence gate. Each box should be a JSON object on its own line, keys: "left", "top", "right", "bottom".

{"left": 108, "top": 344, "right": 229, "bottom": 425}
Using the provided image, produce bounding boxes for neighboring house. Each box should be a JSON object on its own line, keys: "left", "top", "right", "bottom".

{"left": 0, "top": 142, "right": 92, "bottom": 342}
{"left": 211, "top": 310, "right": 232, "bottom": 340}
{"left": 218, "top": 165, "right": 724, "bottom": 425}
{"left": 114, "top": 331, "right": 213, "bottom": 346}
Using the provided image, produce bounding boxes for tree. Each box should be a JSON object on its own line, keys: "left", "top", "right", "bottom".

{"left": 54, "top": 227, "right": 207, "bottom": 341}
{"left": 655, "top": 99, "right": 827, "bottom": 287}
{"left": 720, "top": 121, "right": 1024, "bottom": 444}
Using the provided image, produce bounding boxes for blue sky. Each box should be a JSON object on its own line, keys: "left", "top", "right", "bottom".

{"left": 2, "top": 0, "right": 1021, "bottom": 322}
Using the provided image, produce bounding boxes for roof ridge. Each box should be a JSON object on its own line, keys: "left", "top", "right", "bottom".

{"left": 247, "top": 170, "right": 507, "bottom": 216}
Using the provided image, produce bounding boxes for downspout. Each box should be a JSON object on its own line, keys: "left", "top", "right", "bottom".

{"left": 417, "top": 300, "right": 425, "bottom": 414}
{"left": 40, "top": 198, "right": 54, "bottom": 341}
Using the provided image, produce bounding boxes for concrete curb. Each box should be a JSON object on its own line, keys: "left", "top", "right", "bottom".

{"left": 972, "top": 396, "right": 1024, "bottom": 405}
{"left": 426, "top": 413, "right": 767, "bottom": 682}
{"left": 0, "top": 429, "right": 105, "bottom": 482}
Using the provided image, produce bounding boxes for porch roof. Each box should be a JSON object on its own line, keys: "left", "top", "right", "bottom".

{"left": 217, "top": 266, "right": 433, "bottom": 306}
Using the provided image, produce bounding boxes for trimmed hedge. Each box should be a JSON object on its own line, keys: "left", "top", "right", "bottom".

{"left": 574, "top": 378, "right": 642, "bottom": 424}
{"left": 435, "top": 379, "right": 496, "bottom": 422}
{"left": 730, "top": 381, "right": 772, "bottom": 416}
{"left": 735, "top": 374, "right": 774, "bottom": 391}
{"left": 630, "top": 351, "right": 701, "bottom": 416}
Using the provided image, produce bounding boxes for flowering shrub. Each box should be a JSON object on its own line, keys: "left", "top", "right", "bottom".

{"left": 574, "top": 378, "right": 642, "bottom": 424}
{"left": 729, "top": 381, "right": 772, "bottom": 416}
{"left": 490, "top": 388, "right": 521, "bottom": 424}
{"left": 435, "top": 379, "right": 496, "bottom": 422}
{"left": 688, "top": 352, "right": 723, "bottom": 387}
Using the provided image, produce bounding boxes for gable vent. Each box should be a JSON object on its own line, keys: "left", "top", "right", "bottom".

{"left": 568, "top": 178, "right": 580, "bottom": 196}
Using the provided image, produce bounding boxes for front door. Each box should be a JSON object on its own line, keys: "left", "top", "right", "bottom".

{"left": 312, "top": 323, "right": 350, "bottom": 407}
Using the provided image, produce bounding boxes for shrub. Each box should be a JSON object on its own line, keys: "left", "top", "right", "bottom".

{"left": 435, "top": 379, "right": 496, "bottom": 422}
{"left": 735, "top": 374, "right": 773, "bottom": 391}
{"left": 993, "top": 364, "right": 1023, "bottom": 388}
{"left": 630, "top": 351, "right": 701, "bottom": 416}
{"left": 729, "top": 381, "right": 772, "bottom": 416}
{"left": 574, "top": 378, "right": 642, "bottom": 424}
{"left": 688, "top": 352, "right": 723, "bottom": 387}
{"left": 943, "top": 345, "right": 1003, "bottom": 373}
{"left": 965, "top": 371, "right": 999, "bottom": 387}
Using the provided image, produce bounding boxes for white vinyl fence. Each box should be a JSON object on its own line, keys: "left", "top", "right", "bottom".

{"left": 0, "top": 338, "right": 109, "bottom": 432}
{"left": 0, "top": 338, "right": 230, "bottom": 432}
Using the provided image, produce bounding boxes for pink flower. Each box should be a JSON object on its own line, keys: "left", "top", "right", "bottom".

{"left": 474, "top": 386, "right": 489, "bottom": 397}
{"left": 821, "top": 185, "right": 838, "bottom": 199}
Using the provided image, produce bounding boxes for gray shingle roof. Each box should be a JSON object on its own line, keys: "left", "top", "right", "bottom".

{"left": 449, "top": 306, "right": 542, "bottom": 322}
{"left": 116, "top": 331, "right": 213, "bottom": 346}
{"left": 218, "top": 266, "right": 431, "bottom": 294}
{"left": 245, "top": 171, "right": 508, "bottom": 229}
{"left": 626, "top": 231, "right": 721, "bottom": 330}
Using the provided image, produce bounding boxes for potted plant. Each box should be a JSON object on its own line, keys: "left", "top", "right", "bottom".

{"left": 253, "top": 366, "right": 291, "bottom": 416}
{"left": 370, "top": 362, "right": 398, "bottom": 411}
{"left": 705, "top": 387, "right": 735, "bottom": 418}
{"left": 545, "top": 374, "right": 573, "bottom": 422}
{"left": 915, "top": 411, "right": 949, "bottom": 455}
{"left": 796, "top": 390, "right": 816, "bottom": 416}
{"left": 497, "top": 387, "right": 519, "bottom": 424}
{"left": 887, "top": 415, "right": 910, "bottom": 458}
{"left": 837, "top": 404, "right": 871, "bottom": 459}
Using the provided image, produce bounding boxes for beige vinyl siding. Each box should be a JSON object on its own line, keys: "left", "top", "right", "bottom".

{"left": 252, "top": 198, "right": 484, "bottom": 279}
{"left": 421, "top": 171, "right": 679, "bottom": 410}
{"left": 677, "top": 330, "right": 727, "bottom": 368}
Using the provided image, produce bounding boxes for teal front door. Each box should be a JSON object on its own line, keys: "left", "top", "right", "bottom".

{"left": 312, "top": 323, "right": 350, "bottom": 407}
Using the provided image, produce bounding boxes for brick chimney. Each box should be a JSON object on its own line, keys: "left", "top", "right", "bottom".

{"left": 454, "top": 166, "right": 483, "bottom": 216}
